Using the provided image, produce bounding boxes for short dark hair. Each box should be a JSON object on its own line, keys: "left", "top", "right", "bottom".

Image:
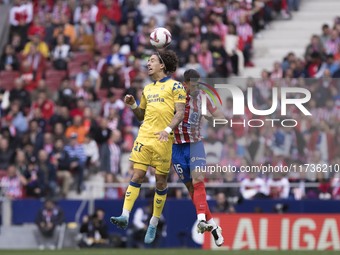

{"left": 183, "top": 69, "right": 200, "bottom": 83}
{"left": 156, "top": 50, "right": 178, "bottom": 74}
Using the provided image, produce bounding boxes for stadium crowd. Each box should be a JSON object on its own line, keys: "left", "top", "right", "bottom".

{"left": 0, "top": 0, "right": 339, "bottom": 202}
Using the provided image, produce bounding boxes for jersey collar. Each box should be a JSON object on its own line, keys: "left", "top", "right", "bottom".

{"left": 153, "top": 76, "right": 170, "bottom": 84}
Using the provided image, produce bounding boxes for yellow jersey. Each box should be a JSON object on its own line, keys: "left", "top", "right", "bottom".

{"left": 138, "top": 76, "right": 186, "bottom": 138}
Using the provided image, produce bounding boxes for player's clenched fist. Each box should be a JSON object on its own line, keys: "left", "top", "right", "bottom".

{"left": 124, "top": 94, "right": 135, "bottom": 106}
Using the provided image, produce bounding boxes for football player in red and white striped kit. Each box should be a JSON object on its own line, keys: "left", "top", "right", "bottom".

{"left": 172, "top": 69, "right": 226, "bottom": 246}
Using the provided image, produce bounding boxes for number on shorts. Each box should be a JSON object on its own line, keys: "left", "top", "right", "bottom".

{"left": 174, "top": 164, "right": 184, "bottom": 180}
{"left": 134, "top": 142, "right": 144, "bottom": 152}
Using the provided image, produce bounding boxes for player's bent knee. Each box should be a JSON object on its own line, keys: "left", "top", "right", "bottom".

{"left": 155, "top": 174, "right": 168, "bottom": 190}
{"left": 131, "top": 169, "right": 146, "bottom": 184}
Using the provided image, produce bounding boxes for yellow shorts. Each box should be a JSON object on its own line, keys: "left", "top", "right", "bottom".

{"left": 129, "top": 137, "right": 173, "bottom": 175}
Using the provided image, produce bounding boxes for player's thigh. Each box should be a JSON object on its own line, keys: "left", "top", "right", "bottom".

{"left": 189, "top": 141, "right": 207, "bottom": 180}
{"left": 129, "top": 139, "right": 152, "bottom": 171}
{"left": 151, "top": 139, "right": 173, "bottom": 175}
{"left": 172, "top": 144, "right": 192, "bottom": 183}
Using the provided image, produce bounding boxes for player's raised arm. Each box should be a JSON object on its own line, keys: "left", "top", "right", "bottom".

{"left": 124, "top": 94, "right": 145, "bottom": 121}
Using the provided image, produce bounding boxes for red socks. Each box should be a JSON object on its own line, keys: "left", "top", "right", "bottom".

{"left": 193, "top": 182, "right": 212, "bottom": 221}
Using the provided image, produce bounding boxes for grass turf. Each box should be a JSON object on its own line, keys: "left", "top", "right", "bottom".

{"left": 0, "top": 250, "right": 339, "bottom": 255}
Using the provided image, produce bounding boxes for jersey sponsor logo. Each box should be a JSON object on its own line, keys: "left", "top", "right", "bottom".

{"left": 156, "top": 198, "right": 162, "bottom": 204}
{"left": 126, "top": 191, "right": 131, "bottom": 197}
{"left": 191, "top": 157, "right": 206, "bottom": 162}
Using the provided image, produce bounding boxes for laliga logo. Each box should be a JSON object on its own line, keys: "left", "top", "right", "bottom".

{"left": 200, "top": 84, "right": 312, "bottom": 128}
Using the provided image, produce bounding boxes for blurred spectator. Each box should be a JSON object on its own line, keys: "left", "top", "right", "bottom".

{"left": 26, "top": 120, "right": 43, "bottom": 153}
{"left": 100, "top": 65, "right": 123, "bottom": 91}
{"left": 57, "top": 78, "right": 75, "bottom": 107}
{"left": 65, "top": 115, "right": 88, "bottom": 144}
{"left": 184, "top": 54, "right": 206, "bottom": 78}
{"left": 240, "top": 173, "right": 268, "bottom": 199}
{"left": 237, "top": 14, "right": 254, "bottom": 66}
{"left": 23, "top": 157, "right": 44, "bottom": 198}
{"left": 5, "top": 100, "right": 28, "bottom": 134}
{"left": 32, "top": 91, "right": 55, "bottom": 121}
{"left": 197, "top": 40, "right": 214, "bottom": 75}
{"left": 14, "top": 149, "right": 28, "bottom": 174}
{"left": 37, "top": 149, "right": 58, "bottom": 197}
{"left": 79, "top": 209, "right": 109, "bottom": 248}
{"left": 0, "top": 88, "right": 10, "bottom": 116}
{"left": 75, "top": 62, "right": 101, "bottom": 91}
{"left": 9, "top": 33, "right": 25, "bottom": 53}
{"left": 0, "top": 137, "right": 15, "bottom": 170}
{"left": 23, "top": 33, "right": 49, "bottom": 58}
{"left": 211, "top": 192, "right": 235, "bottom": 213}
{"left": 82, "top": 134, "right": 100, "bottom": 174}
{"left": 64, "top": 133, "right": 86, "bottom": 193}
{"left": 95, "top": 15, "right": 115, "bottom": 46}
{"left": 52, "top": 0, "right": 71, "bottom": 24}
{"left": 102, "top": 92, "right": 125, "bottom": 118}
{"left": 114, "top": 23, "right": 134, "bottom": 52}
{"left": 34, "top": 199, "right": 64, "bottom": 250}
{"left": 90, "top": 117, "right": 112, "bottom": 145}
{"left": 0, "top": 165, "right": 27, "bottom": 199}
{"left": 72, "top": 23, "right": 95, "bottom": 52}
{"left": 73, "top": 0, "right": 98, "bottom": 26}
{"left": 104, "top": 172, "right": 123, "bottom": 199}
{"left": 53, "top": 14, "right": 76, "bottom": 45}
{"left": 9, "top": 0, "right": 33, "bottom": 40}
{"left": 319, "top": 178, "right": 332, "bottom": 200}
{"left": 106, "top": 43, "right": 125, "bottom": 67}
{"left": 100, "top": 129, "right": 121, "bottom": 175}
{"left": 267, "top": 173, "right": 290, "bottom": 199}
{"left": 28, "top": 16, "right": 45, "bottom": 40}
{"left": 97, "top": 0, "right": 121, "bottom": 24}
{"left": 121, "top": 0, "right": 142, "bottom": 25}
{"left": 50, "top": 106, "right": 72, "bottom": 128}
{"left": 33, "top": 0, "right": 53, "bottom": 24}
{"left": 320, "top": 24, "right": 331, "bottom": 47}
{"left": 204, "top": 127, "right": 223, "bottom": 165}
{"left": 305, "top": 35, "right": 324, "bottom": 62}
{"left": 51, "top": 34, "right": 70, "bottom": 70}
{"left": 9, "top": 78, "right": 31, "bottom": 110}
{"left": 139, "top": 0, "right": 167, "bottom": 27}
{"left": 0, "top": 44, "right": 20, "bottom": 71}
{"left": 50, "top": 138, "right": 72, "bottom": 198}
{"left": 325, "top": 30, "right": 340, "bottom": 55}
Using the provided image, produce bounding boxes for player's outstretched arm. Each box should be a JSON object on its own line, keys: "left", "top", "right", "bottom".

{"left": 124, "top": 94, "right": 145, "bottom": 121}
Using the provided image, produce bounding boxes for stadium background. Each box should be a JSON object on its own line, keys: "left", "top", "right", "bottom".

{"left": 0, "top": 0, "right": 339, "bottom": 252}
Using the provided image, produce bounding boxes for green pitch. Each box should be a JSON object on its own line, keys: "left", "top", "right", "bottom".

{"left": 0, "top": 250, "right": 339, "bottom": 255}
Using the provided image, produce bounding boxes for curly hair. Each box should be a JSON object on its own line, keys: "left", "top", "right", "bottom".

{"left": 156, "top": 50, "right": 178, "bottom": 74}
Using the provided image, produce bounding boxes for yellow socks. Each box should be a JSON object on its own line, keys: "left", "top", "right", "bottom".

{"left": 122, "top": 181, "right": 141, "bottom": 215}
{"left": 152, "top": 187, "right": 168, "bottom": 218}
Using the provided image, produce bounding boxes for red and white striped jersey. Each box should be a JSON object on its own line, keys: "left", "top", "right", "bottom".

{"left": 174, "top": 91, "right": 217, "bottom": 144}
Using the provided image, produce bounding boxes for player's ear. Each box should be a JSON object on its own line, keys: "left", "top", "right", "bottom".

{"left": 160, "top": 63, "right": 165, "bottom": 71}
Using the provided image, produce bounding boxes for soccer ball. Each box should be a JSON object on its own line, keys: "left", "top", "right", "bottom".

{"left": 150, "top": 27, "right": 172, "bottom": 49}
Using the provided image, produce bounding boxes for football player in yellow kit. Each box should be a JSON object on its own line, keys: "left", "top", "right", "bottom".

{"left": 110, "top": 50, "right": 186, "bottom": 244}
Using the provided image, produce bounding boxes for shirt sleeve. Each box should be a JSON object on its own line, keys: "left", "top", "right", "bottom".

{"left": 172, "top": 82, "right": 186, "bottom": 104}
{"left": 139, "top": 90, "right": 147, "bottom": 110}
{"left": 206, "top": 93, "right": 217, "bottom": 114}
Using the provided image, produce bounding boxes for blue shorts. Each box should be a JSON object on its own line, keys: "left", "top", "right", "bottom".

{"left": 172, "top": 141, "right": 206, "bottom": 183}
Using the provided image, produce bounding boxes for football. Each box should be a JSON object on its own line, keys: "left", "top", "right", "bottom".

{"left": 150, "top": 27, "right": 172, "bottom": 49}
